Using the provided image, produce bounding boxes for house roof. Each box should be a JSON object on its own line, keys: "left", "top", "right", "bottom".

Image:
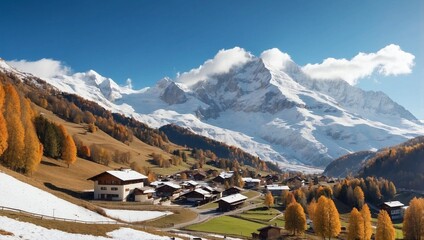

{"left": 88, "top": 169, "right": 147, "bottom": 181}
{"left": 219, "top": 193, "right": 247, "bottom": 204}
{"left": 242, "top": 177, "right": 261, "bottom": 183}
{"left": 135, "top": 187, "right": 155, "bottom": 194}
{"left": 383, "top": 201, "right": 404, "bottom": 208}
{"left": 266, "top": 185, "right": 290, "bottom": 191}
{"left": 219, "top": 171, "right": 234, "bottom": 179}
{"left": 182, "top": 180, "right": 199, "bottom": 186}
{"left": 257, "top": 225, "right": 283, "bottom": 231}
{"left": 157, "top": 182, "right": 181, "bottom": 190}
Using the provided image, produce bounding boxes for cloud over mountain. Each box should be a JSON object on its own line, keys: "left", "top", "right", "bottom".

{"left": 6, "top": 58, "right": 70, "bottom": 79}
{"left": 176, "top": 47, "right": 253, "bottom": 86}
{"left": 301, "top": 44, "right": 415, "bottom": 85}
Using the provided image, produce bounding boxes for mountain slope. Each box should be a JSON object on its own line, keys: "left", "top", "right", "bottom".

{"left": 2, "top": 48, "right": 423, "bottom": 171}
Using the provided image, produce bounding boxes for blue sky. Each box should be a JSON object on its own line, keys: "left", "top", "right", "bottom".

{"left": 0, "top": 0, "right": 423, "bottom": 118}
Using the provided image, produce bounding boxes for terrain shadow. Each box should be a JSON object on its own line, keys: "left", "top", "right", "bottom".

{"left": 44, "top": 182, "right": 85, "bottom": 199}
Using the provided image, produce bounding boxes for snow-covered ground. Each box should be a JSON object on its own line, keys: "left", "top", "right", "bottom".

{"left": 0, "top": 216, "right": 177, "bottom": 240}
{"left": 0, "top": 172, "right": 113, "bottom": 223}
{"left": 103, "top": 209, "right": 173, "bottom": 222}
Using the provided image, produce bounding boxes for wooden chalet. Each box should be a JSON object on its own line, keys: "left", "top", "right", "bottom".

{"left": 179, "top": 188, "right": 213, "bottom": 203}
{"left": 193, "top": 171, "right": 207, "bottom": 181}
{"left": 217, "top": 193, "right": 247, "bottom": 211}
{"left": 88, "top": 169, "right": 147, "bottom": 201}
{"left": 242, "top": 177, "right": 261, "bottom": 189}
{"left": 252, "top": 225, "right": 284, "bottom": 240}
{"left": 223, "top": 186, "right": 244, "bottom": 196}
{"left": 213, "top": 171, "right": 234, "bottom": 184}
{"left": 202, "top": 186, "right": 223, "bottom": 199}
{"left": 155, "top": 182, "right": 182, "bottom": 198}
{"left": 380, "top": 201, "right": 405, "bottom": 220}
{"left": 265, "top": 184, "right": 290, "bottom": 197}
{"left": 134, "top": 187, "right": 155, "bottom": 202}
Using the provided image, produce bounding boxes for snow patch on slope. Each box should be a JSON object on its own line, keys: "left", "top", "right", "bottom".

{"left": 0, "top": 172, "right": 113, "bottom": 222}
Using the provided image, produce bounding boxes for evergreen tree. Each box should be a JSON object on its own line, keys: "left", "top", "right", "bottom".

{"left": 353, "top": 186, "right": 365, "bottom": 209}
{"left": 403, "top": 197, "right": 424, "bottom": 240}
{"left": 307, "top": 199, "right": 317, "bottom": 222}
{"left": 0, "top": 84, "right": 8, "bottom": 156}
{"left": 347, "top": 207, "right": 364, "bottom": 240}
{"left": 62, "top": 135, "right": 77, "bottom": 167}
{"left": 360, "top": 204, "right": 373, "bottom": 240}
{"left": 285, "top": 202, "right": 307, "bottom": 235}
{"left": 21, "top": 98, "right": 42, "bottom": 173}
{"left": 313, "top": 196, "right": 341, "bottom": 239}
{"left": 264, "top": 192, "right": 274, "bottom": 209}
{"left": 0, "top": 84, "right": 25, "bottom": 171}
{"left": 376, "top": 210, "right": 395, "bottom": 240}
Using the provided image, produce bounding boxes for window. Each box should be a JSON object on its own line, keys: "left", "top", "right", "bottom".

{"left": 100, "top": 187, "right": 107, "bottom": 190}
{"left": 111, "top": 187, "right": 118, "bottom": 191}
{"left": 125, "top": 188, "right": 130, "bottom": 192}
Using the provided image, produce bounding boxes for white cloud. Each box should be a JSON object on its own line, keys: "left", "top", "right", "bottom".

{"left": 260, "top": 48, "right": 293, "bottom": 70}
{"left": 176, "top": 47, "right": 254, "bottom": 86}
{"left": 6, "top": 58, "right": 70, "bottom": 79}
{"left": 302, "top": 44, "right": 415, "bottom": 85}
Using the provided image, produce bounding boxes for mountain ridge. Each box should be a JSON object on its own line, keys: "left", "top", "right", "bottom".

{"left": 1, "top": 48, "right": 422, "bottom": 171}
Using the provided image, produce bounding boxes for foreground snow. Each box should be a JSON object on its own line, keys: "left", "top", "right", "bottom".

{"left": 103, "top": 209, "right": 173, "bottom": 222}
{"left": 0, "top": 216, "right": 176, "bottom": 240}
{"left": 0, "top": 172, "right": 113, "bottom": 223}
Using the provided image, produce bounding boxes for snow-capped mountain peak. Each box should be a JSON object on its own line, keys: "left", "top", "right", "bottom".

{"left": 1, "top": 48, "right": 423, "bottom": 172}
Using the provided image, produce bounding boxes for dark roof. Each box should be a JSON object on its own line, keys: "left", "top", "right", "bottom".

{"left": 257, "top": 225, "right": 283, "bottom": 231}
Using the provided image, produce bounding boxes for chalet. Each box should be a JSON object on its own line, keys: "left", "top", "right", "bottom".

{"left": 217, "top": 193, "right": 247, "bottom": 211}
{"left": 155, "top": 182, "right": 182, "bottom": 198}
{"left": 181, "top": 180, "right": 199, "bottom": 189}
{"left": 242, "top": 177, "right": 261, "bottom": 189}
{"left": 223, "top": 186, "right": 244, "bottom": 196}
{"left": 380, "top": 201, "right": 405, "bottom": 220}
{"left": 193, "top": 171, "right": 207, "bottom": 181}
{"left": 213, "top": 171, "right": 234, "bottom": 184}
{"left": 134, "top": 187, "right": 155, "bottom": 202}
{"left": 284, "top": 176, "right": 305, "bottom": 189}
{"left": 179, "top": 188, "right": 213, "bottom": 203}
{"left": 252, "top": 225, "right": 284, "bottom": 240}
{"left": 265, "top": 184, "right": 290, "bottom": 197}
{"left": 88, "top": 169, "right": 147, "bottom": 201}
{"left": 202, "top": 186, "right": 223, "bottom": 199}
{"left": 263, "top": 174, "right": 279, "bottom": 184}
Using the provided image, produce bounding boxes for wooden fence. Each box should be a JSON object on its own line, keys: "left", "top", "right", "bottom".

{"left": 0, "top": 205, "right": 119, "bottom": 224}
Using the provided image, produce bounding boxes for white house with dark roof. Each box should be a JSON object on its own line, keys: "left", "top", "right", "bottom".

{"left": 88, "top": 168, "right": 147, "bottom": 201}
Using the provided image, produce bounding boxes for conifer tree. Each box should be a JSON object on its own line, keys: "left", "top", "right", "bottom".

{"left": 376, "top": 210, "right": 395, "bottom": 240}
{"left": 21, "top": 98, "right": 42, "bottom": 173}
{"left": 0, "top": 84, "right": 25, "bottom": 171}
{"left": 403, "top": 197, "right": 424, "bottom": 240}
{"left": 307, "top": 199, "right": 317, "bottom": 222}
{"left": 0, "top": 84, "right": 8, "bottom": 156}
{"left": 264, "top": 192, "right": 274, "bottom": 209}
{"left": 285, "top": 202, "right": 307, "bottom": 235}
{"left": 313, "top": 196, "right": 341, "bottom": 239}
{"left": 360, "top": 204, "right": 373, "bottom": 240}
{"left": 353, "top": 186, "right": 365, "bottom": 209}
{"left": 285, "top": 191, "right": 296, "bottom": 208}
{"left": 347, "top": 207, "right": 364, "bottom": 240}
{"left": 62, "top": 135, "right": 77, "bottom": 167}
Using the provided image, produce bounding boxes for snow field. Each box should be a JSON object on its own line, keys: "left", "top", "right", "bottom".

{"left": 103, "top": 209, "right": 173, "bottom": 222}
{"left": 0, "top": 172, "right": 113, "bottom": 223}
{"left": 0, "top": 216, "right": 177, "bottom": 240}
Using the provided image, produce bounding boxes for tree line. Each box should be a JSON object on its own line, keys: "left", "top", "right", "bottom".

{"left": 0, "top": 82, "right": 43, "bottom": 173}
